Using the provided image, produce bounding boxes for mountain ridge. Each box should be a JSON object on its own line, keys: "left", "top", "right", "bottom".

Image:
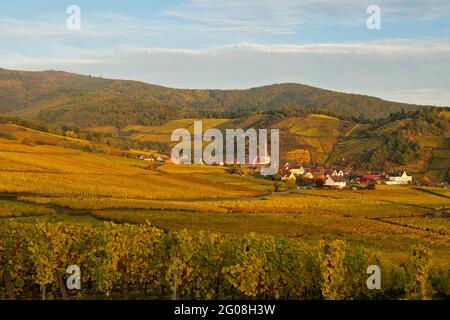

{"left": 0, "top": 68, "right": 426, "bottom": 128}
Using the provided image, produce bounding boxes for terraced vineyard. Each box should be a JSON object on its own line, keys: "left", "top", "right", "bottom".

{"left": 271, "top": 114, "right": 344, "bottom": 164}
{"left": 121, "top": 118, "right": 231, "bottom": 144}
{"left": 426, "top": 142, "right": 450, "bottom": 181}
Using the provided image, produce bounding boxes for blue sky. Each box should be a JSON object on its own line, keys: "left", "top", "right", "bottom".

{"left": 1, "top": 0, "right": 450, "bottom": 106}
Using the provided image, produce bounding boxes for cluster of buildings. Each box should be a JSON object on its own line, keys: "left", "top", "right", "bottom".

{"left": 280, "top": 163, "right": 413, "bottom": 189}
{"left": 359, "top": 171, "right": 413, "bottom": 186}
{"left": 134, "top": 153, "right": 414, "bottom": 188}
{"left": 135, "top": 154, "right": 166, "bottom": 163}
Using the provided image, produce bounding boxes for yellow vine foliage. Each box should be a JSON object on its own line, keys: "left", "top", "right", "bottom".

{"left": 319, "top": 240, "right": 349, "bottom": 300}
{"left": 405, "top": 245, "right": 433, "bottom": 300}
{"left": 0, "top": 221, "right": 448, "bottom": 300}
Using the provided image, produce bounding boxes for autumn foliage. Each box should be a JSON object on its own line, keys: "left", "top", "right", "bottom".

{"left": 0, "top": 222, "right": 448, "bottom": 300}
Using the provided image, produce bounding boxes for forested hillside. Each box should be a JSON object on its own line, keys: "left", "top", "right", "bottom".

{"left": 0, "top": 68, "right": 422, "bottom": 128}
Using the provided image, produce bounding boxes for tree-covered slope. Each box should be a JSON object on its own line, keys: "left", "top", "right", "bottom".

{"left": 0, "top": 68, "right": 423, "bottom": 128}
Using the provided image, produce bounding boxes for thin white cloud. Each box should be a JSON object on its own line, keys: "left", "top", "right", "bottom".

{"left": 0, "top": 17, "right": 77, "bottom": 39}
{"left": 384, "top": 88, "right": 450, "bottom": 106}
{"left": 129, "top": 40, "right": 450, "bottom": 56}
{"left": 5, "top": 39, "right": 448, "bottom": 66}
{"left": 1, "top": 39, "right": 449, "bottom": 106}
{"left": 163, "top": 0, "right": 450, "bottom": 34}
{"left": 0, "top": 12, "right": 162, "bottom": 40}
{"left": 0, "top": 54, "right": 102, "bottom": 69}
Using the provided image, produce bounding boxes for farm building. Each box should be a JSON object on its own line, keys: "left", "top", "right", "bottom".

{"left": 385, "top": 171, "right": 412, "bottom": 185}
{"left": 324, "top": 176, "right": 347, "bottom": 188}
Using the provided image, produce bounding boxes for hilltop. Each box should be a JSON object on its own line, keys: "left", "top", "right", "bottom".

{"left": 0, "top": 68, "right": 422, "bottom": 128}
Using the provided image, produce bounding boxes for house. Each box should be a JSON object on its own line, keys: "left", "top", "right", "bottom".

{"left": 290, "top": 167, "right": 305, "bottom": 176}
{"left": 279, "top": 165, "right": 315, "bottom": 182}
{"left": 385, "top": 171, "right": 412, "bottom": 185}
{"left": 324, "top": 176, "right": 347, "bottom": 188}
{"left": 331, "top": 170, "right": 344, "bottom": 177}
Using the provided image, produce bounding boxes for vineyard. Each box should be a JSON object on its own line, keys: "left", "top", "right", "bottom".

{"left": 0, "top": 222, "right": 449, "bottom": 300}
{"left": 0, "top": 137, "right": 273, "bottom": 200}
{"left": 0, "top": 131, "right": 449, "bottom": 300}
{"left": 122, "top": 118, "right": 231, "bottom": 144}
{"left": 10, "top": 183, "right": 449, "bottom": 266}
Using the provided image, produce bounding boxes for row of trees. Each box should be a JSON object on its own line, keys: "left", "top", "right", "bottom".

{"left": 1, "top": 222, "right": 448, "bottom": 300}
{"left": 0, "top": 115, "right": 79, "bottom": 137}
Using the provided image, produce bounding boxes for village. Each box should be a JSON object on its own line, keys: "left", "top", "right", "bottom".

{"left": 247, "top": 157, "right": 415, "bottom": 189}
{"left": 134, "top": 152, "right": 420, "bottom": 189}
{"left": 278, "top": 162, "right": 413, "bottom": 189}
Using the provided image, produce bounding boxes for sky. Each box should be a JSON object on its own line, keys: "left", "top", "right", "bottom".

{"left": 0, "top": 0, "right": 450, "bottom": 106}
